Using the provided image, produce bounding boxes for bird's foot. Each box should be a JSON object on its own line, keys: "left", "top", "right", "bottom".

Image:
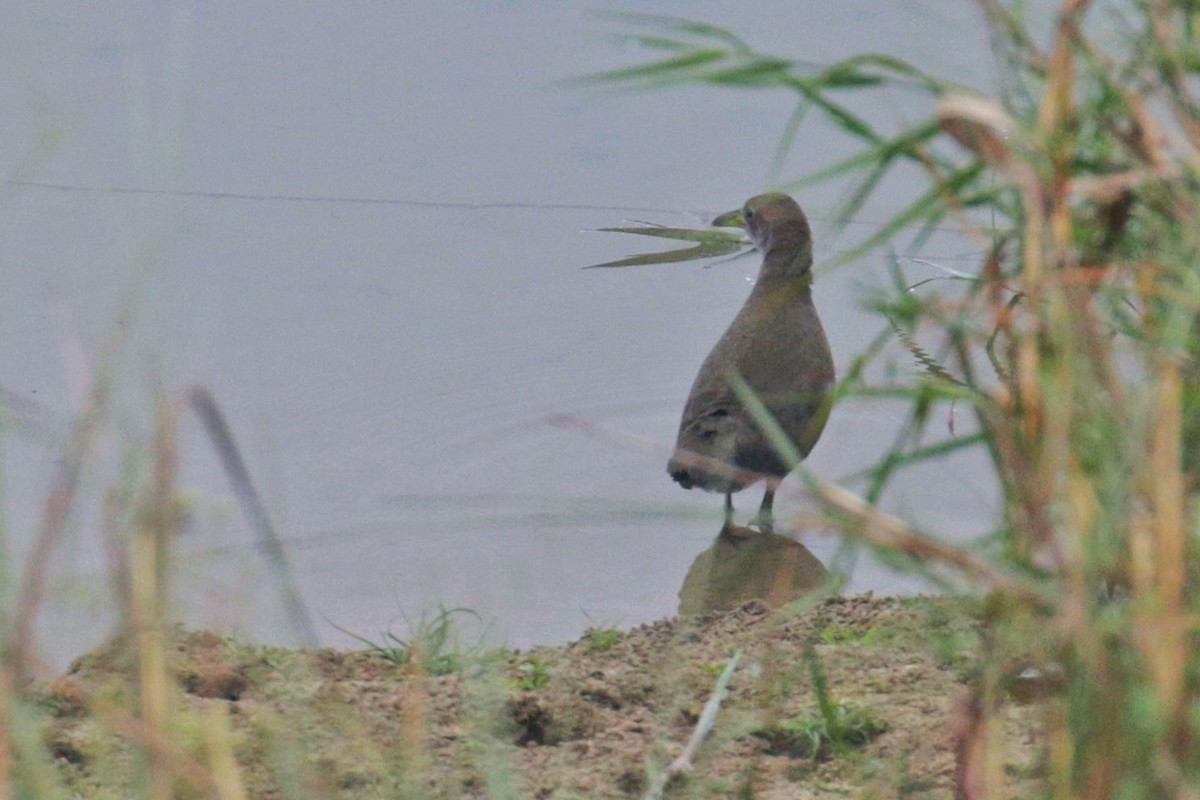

{"left": 751, "top": 514, "right": 775, "bottom": 536}
{"left": 718, "top": 521, "right": 758, "bottom": 544}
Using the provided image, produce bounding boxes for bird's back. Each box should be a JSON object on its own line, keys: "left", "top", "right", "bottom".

{"left": 668, "top": 277, "right": 834, "bottom": 493}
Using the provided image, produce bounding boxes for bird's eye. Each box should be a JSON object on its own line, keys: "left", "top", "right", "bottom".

{"left": 744, "top": 207, "right": 755, "bottom": 220}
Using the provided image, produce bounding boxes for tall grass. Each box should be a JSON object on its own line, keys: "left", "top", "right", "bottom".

{"left": 585, "top": 2, "right": 1200, "bottom": 797}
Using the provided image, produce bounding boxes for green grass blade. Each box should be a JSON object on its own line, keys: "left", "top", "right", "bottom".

{"left": 785, "top": 119, "right": 942, "bottom": 189}
{"left": 584, "top": 225, "right": 748, "bottom": 268}
{"left": 827, "top": 161, "right": 987, "bottom": 267}
{"left": 572, "top": 49, "right": 729, "bottom": 86}
{"left": 587, "top": 10, "right": 752, "bottom": 51}
{"left": 768, "top": 100, "right": 810, "bottom": 184}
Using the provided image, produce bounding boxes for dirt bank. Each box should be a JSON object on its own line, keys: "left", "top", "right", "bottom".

{"left": 36, "top": 594, "right": 1041, "bottom": 799}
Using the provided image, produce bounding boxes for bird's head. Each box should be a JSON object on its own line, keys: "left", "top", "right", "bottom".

{"left": 712, "top": 193, "right": 813, "bottom": 276}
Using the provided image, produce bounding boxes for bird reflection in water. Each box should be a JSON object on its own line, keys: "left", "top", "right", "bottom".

{"left": 677, "top": 523, "right": 828, "bottom": 615}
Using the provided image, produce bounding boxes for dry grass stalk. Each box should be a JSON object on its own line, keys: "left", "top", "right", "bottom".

{"left": 130, "top": 399, "right": 179, "bottom": 800}
{"left": 204, "top": 703, "right": 249, "bottom": 800}
{"left": 0, "top": 665, "right": 11, "bottom": 800}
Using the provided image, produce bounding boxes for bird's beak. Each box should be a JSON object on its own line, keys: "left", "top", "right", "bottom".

{"left": 711, "top": 209, "right": 745, "bottom": 229}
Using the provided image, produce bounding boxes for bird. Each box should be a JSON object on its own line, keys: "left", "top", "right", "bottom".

{"left": 667, "top": 192, "right": 835, "bottom": 535}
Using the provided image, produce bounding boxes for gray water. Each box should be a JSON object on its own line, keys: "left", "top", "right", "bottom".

{"left": 0, "top": 2, "right": 1009, "bottom": 670}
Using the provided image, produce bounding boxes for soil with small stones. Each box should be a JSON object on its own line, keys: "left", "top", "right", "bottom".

{"left": 34, "top": 595, "right": 1044, "bottom": 799}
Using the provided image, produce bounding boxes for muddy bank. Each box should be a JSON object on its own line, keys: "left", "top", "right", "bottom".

{"left": 36, "top": 595, "right": 1041, "bottom": 799}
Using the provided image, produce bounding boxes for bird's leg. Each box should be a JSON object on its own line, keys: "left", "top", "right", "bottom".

{"left": 718, "top": 492, "right": 752, "bottom": 543}
{"left": 755, "top": 486, "right": 776, "bottom": 533}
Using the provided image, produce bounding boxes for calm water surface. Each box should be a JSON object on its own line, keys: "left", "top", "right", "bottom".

{"left": 0, "top": 2, "right": 1013, "bottom": 668}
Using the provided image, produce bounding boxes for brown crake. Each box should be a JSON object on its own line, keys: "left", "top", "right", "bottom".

{"left": 667, "top": 193, "right": 834, "bottom": 532}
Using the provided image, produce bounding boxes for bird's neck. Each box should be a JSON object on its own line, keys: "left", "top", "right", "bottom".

{"left": 758, "top": 245, "right": 814, "bottom": 284}
{"left": 751, "top": 270, "right": 814, "bottom": 308}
